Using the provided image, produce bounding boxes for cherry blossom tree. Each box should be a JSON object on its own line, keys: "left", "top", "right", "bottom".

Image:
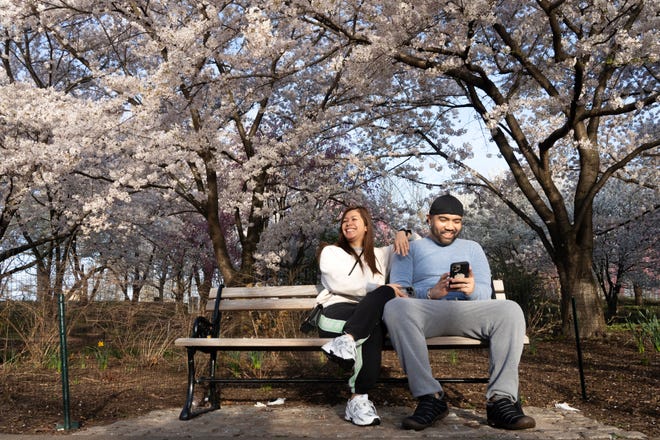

{"left": 0, "top": 82, "right": 127, "bottom": 346}
{"left": 0, "top": 83, "right": 124, "bottom": 299}
{"left": 592, "top": 180, "right": 659, "bottom": 321}
{"left": 300, "top": 0, "right": 659, "bottom": 336}
{"left": 1, "top": 1, "right": 417, "bottom": 292}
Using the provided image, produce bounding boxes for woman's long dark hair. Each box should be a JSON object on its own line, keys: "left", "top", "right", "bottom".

{"left": 334, "top": 206, "right": 382, "bottom": 276}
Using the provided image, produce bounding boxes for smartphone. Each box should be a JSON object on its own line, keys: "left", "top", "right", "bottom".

{"left": 449, "top": 261, "right": 470, "bottom": 279}
{"left": 404, "top": 286, "right": 416, "bottom": 297}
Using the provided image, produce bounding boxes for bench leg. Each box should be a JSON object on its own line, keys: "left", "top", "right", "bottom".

{"left": 179, "top": 347, "right": 221, "bottom": 421}
{"left": 179, "top": 347, "right": 198, "bottom": 420}
{"left": 206, "top": 350, "right": 220, "bottom": 410}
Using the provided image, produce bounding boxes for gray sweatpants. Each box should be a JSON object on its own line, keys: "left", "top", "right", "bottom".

{"left": 383, "top": 297, "right": 526, "bottom": 402}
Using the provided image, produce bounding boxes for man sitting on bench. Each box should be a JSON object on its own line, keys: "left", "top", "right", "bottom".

{"left": 384, "top": 194, "right": 536, "bottom": 431}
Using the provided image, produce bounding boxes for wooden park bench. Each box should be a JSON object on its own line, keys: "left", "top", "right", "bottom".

{"left": 174, "top": 280, "right": 527, "bottom": 420}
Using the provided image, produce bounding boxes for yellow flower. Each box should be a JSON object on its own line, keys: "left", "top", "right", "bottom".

{"left": 98, "top": 341, "right": 104, "bottom": 348}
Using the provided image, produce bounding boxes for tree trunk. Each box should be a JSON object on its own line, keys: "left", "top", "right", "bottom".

{"left": 171, "top": 269, "right": 190, "bottom": 304}
{"left": 557, "top": 249, "right": 606, "bottom": 338}
{"left": 633, "top": 283, "right": 644, "bottom": 306}
{"left": 605, "top": 283, "right": 622, "bottom": 323}
{"left": 120, "top": 273, "right": 130, "bottom": 301}
{"left": 154, "top": 264, "right": 168, "bottom": 302}
{"left": 193, "top": 263, "right": 214, "bottom": 305}
{"left": 131, "top": 282, "right": 142, "bottom": 303}
{"left": 202, "top": 161, "right": 265, "bottom": 287}
{"left": 35, "top": 263, "right": 51, "bottom": 303}
{"left": 203, "top": 162, "right": 240, "bottom": 286}
{"left": 601, "top": 263, "right": 624, "bottom": 323}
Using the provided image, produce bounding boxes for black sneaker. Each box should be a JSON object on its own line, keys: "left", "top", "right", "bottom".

{"left": 486, "top": 397, "right": 536, "bottom": 430}
{"left": 402, "top": 394, "right": 449, "bottom": 431}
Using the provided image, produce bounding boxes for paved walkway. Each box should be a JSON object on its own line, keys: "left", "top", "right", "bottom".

{"left": 0, "top": 403, "right": 649, "bottom": 439}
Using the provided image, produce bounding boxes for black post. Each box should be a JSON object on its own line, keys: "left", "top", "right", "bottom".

{"left": 571, "top": 296, "right": 588, "bottom": 400}
{"left": 57, "top": 293, "right": 79, "bottom": 430}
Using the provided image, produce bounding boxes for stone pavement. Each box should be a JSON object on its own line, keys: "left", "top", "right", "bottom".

{"left": 0, "top": 403, "right": 650, "bottom": 439}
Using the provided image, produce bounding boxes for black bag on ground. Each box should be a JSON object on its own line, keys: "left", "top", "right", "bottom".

{"left": 300, "top": 304, "right": 323, "bottom": 334}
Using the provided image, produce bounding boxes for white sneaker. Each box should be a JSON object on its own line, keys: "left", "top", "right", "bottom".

{"left": 345, "top": 394, "right": 380, "bottom": 426}
{"left": 321, "top": 334, "right": 356, "bottom": 368}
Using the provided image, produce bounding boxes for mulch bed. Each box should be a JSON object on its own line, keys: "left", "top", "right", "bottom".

{"left": 0, "top": 331, "right": 657, "bottom": 437}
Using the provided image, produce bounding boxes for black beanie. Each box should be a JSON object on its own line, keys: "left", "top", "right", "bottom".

{"left": 429, "top": 194, "right": 464, "bottom": 216}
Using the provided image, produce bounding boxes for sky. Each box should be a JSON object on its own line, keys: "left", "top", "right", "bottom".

{"left": 422, "top": 110, "right": 508, "bottom": 184}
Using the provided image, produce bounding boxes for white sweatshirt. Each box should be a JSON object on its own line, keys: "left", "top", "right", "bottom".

{"left": 315, "top": 244, "right": 393, "bottom": 307}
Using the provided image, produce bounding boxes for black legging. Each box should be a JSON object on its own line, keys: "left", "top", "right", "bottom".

{"left": 318, "top": 285, "right": 396, "bottom": 394}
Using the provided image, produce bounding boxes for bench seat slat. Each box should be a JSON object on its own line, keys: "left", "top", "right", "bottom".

{"left": 173, "top": 335, "right": 516, "bottom": 350}
{"left": 175, "top": 337, "right": 332, "bottom": 349}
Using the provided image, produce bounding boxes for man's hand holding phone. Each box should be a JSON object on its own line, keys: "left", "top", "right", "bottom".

{"left": 448, "top": 261, "right": 474, "bottom": 295}
{"left": 426, "top": 274, "right": 450, "bottom": 300}
{"left": 427, "top": 262, "right": 474, "bottom": 299}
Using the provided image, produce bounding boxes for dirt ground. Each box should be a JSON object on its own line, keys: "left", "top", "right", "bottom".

{"left": 0, "top": 331, "right": 657, "bottom": 437}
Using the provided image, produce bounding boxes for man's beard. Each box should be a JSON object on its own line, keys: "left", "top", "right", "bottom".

{"left": 431, "top": 226, "right": 460, "bottom": 246}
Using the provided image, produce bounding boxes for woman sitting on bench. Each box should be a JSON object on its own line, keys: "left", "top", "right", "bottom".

{"left": 315, "top": 205, "right": 410, "bottom": 427}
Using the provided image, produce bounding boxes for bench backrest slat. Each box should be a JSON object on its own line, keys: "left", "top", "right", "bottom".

{"left": 219, "top": 298, "right": 317, "bottom": 311}
{"left": 205, "top": 281, "right": 506, "bottom": 312}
